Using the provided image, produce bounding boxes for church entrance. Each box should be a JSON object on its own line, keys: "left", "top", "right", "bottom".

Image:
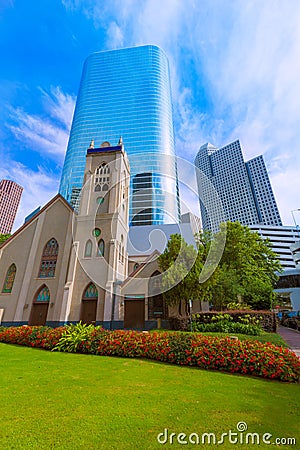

{"left": 124, "top": 297, "right": 145, "bottom": 329}
{"left": 80, "top": 283, "right": 98, "bottom": 325}
{"left": 81, "top": 300, "right": 97, "bottom": 325}
{"left": 28, "top": 285, "right": 50, "bottom": 326}
{"left": 29, "top": 303, "right": 49, "bottom": 326}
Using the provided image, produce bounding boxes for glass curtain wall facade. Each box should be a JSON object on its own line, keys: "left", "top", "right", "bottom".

{"left": 59, "top": 45, "right": 180, "bottom": 225}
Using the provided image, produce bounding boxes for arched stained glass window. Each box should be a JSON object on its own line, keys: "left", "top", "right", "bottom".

{"left": 83, "top": 283, "right": 98, "bottom": 299}
{"left": 39, "top": 238, "right": 59, "bottom": 278}
{"left": 84, "top": 240, "right": 92, "bottom": 257}
{"left": 97, "top": 239, "right": 105, "bottom": 257}
{"left": 2, "top": 263, "right": 16, "bottom": 293}
{"left": 36, "top": 285, "right": 50, "bottom": 302}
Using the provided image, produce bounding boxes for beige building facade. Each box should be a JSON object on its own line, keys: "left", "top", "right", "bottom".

{"left": 0, "top": 141, "right": 170, "bottom": 329}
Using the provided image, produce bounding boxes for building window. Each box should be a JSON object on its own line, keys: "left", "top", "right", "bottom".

{"left": 94, "top": 163, "right": 110, "bottom": 192}
{"left": 97, "top": 239, "right": 105, "bottom": 257}
{"left": 38, "top": 238, "right": 59, "bottom": 278}
{"left": 36, "top": 285, "right": 50, "bottom": 302}
{"left": 92, "top": 228, "right": 101, "bottom": 237}
{"left": 84, "top": 240, "right": 92, "bottom": 257}
{"left": 148, "top": 271, "right": 167, "bottom": 320}
{"left": 2, "top": 263, "right": 16, "bottom": 293}
{"left": 83, "top": 283, "right": 98, "bottom": 299}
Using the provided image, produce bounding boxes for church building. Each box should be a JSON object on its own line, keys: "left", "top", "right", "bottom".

{"left": 0, "top": 140, "right": 176, "bottom": 329}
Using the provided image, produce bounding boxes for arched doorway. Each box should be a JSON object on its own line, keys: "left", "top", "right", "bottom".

{"left": 148, "top": 271, "right": 168, "bottom": 320}
{"left": 80, "top": 283, "right": 98, "bottom": 324}
{"left": 29, "top": 285, "right": 50, "bottom": 326}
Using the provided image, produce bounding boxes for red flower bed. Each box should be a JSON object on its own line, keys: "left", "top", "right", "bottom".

{"left": 0, "top": 326, "right": 65, "bottom": 349}
{"left": 79, "top": 329, "right": 300, "bottom": 382}
{"left": 0, "top": 326, "right": 299, "bottom": 382}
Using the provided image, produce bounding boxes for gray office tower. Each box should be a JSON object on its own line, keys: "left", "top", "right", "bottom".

{"left": 59, "top": 45, "right": 180, "bottom": 226}
{"left": 195, "top": 140, "right": 282, "bottom": 231}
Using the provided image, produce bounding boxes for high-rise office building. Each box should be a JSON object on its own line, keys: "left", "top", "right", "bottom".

{"left": 59, "top": 45, "right": 180, "bottom": 225}
{"left": 195, "top": 140, "right": 282, "bottom": 231}
{"left": 249, "top": 225, "right": 298, "bottom": 269}
{"left": 0, "top": 180, "right": 23, "bottom": 234}
{"left": 245, "top": 155, "right": 282, "bottom": 226}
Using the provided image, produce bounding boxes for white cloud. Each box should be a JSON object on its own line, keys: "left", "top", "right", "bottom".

{"left": 9, "top": 109, "right": 68, "bottom": 162}
{"left": 271, "top": 168, "right": 300, "bottom": 226}
{"left": 40, "top": 86, "right": 75, "bottom": 130}
{"left": 0, "top": 159, "right": 59, "bottom": 232}
{"left": 1, "top": 86, "right": 75, "bottom": 231}
{"left": 7, "top": 86, "right": 75, "bottom": 163}
{"left": 60, "top": 0, "right": 300, "bottom": 226}
{"left": 106, "top": 21, "right": 124, "bottom": 49}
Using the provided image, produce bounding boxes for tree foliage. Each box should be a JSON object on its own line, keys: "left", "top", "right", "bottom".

{"left": 214, "top": 222, "right": 281, "bottom": 310}
{"left": 158, "top": 233, "right": 215, "bottom": 314}
{"left": 159, "top": 222, "right": 281, "bottom": 313}
{"left": 0, "top": 234, "right": 10, "bottom": 245}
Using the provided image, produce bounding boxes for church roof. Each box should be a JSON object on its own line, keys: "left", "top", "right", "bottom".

{"left": 0, "top": 194, "right": 73, "bottom": 249}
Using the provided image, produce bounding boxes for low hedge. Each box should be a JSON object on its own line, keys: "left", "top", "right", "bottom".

{"left": 171, "top": 311, "right": 277, "bottom": 332}
{"left": 0, "top": 325, "right": 299, "bottom": 382}
{"left": 192, "top": 313, "right": 263, "bottom": 335}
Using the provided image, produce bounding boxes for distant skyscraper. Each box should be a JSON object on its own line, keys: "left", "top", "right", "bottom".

{"left": 0, "top": 180, "right": 23, "bottom": 234}
{"left": 59, "top": 45, "right": 180, "bottom": 225}
{"left": 245, "top": 155, "right": 282, "bottom": 226}
{"left": 195, "top": 140, "right": 282, "bottom": 231}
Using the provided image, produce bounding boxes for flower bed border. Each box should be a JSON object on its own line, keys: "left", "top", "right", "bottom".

{"left": 0, "top": 325, "right": 299, "bottom": 383}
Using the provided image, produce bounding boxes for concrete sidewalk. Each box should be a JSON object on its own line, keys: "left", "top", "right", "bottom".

{"left": 277, "top": 326, "right": 300, "bottom": 358}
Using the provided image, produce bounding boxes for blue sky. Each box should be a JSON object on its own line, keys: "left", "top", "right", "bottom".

{"left": 0, "top": 0, "right": 299, "bottom": 230}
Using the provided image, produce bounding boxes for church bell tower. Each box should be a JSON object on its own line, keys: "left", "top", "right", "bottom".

{"left": 64, "top": 138, "right": 130, "bottom": 326}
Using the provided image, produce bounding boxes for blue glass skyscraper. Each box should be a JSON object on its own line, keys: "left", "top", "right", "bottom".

{"left": 59, "top": 45, "right": 180, "bottom": 225}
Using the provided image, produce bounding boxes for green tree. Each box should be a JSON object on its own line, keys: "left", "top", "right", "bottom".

{"left": 0, "top": 234, "right": 10, "bottom": 245}
{"left": 158, "top": 234, "right": 198, "bottom": 315}
{"left": 210, "top": 222, "right": 281, "bottom": 310}
{"left": 159, "top": 222, "right": 281, "bottom": 315}
{"left": 158, "top": 233, "right": 215, "bottom": 315}
{"left": 210, "top": 265, "right": 244, "bottom": 310}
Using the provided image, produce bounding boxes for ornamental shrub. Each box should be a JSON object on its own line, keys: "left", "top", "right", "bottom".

{"left": 52, "top": 322, "right": 103, "bottom": 353}
{"left": 190, "top": 310, "right": 276, "bottom": 332}
{"left": 226, "top": 301, "right": 252, "bottom": 310}
{"left": 192, "top": 313, "right": 263, "bottom": 335}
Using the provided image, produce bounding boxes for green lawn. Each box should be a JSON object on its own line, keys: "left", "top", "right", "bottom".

{"left": 201, "top": 331, "right": 289, "bottom": 347}
{"left": 0, "top": 343, "right": 299, "bottom": 450}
